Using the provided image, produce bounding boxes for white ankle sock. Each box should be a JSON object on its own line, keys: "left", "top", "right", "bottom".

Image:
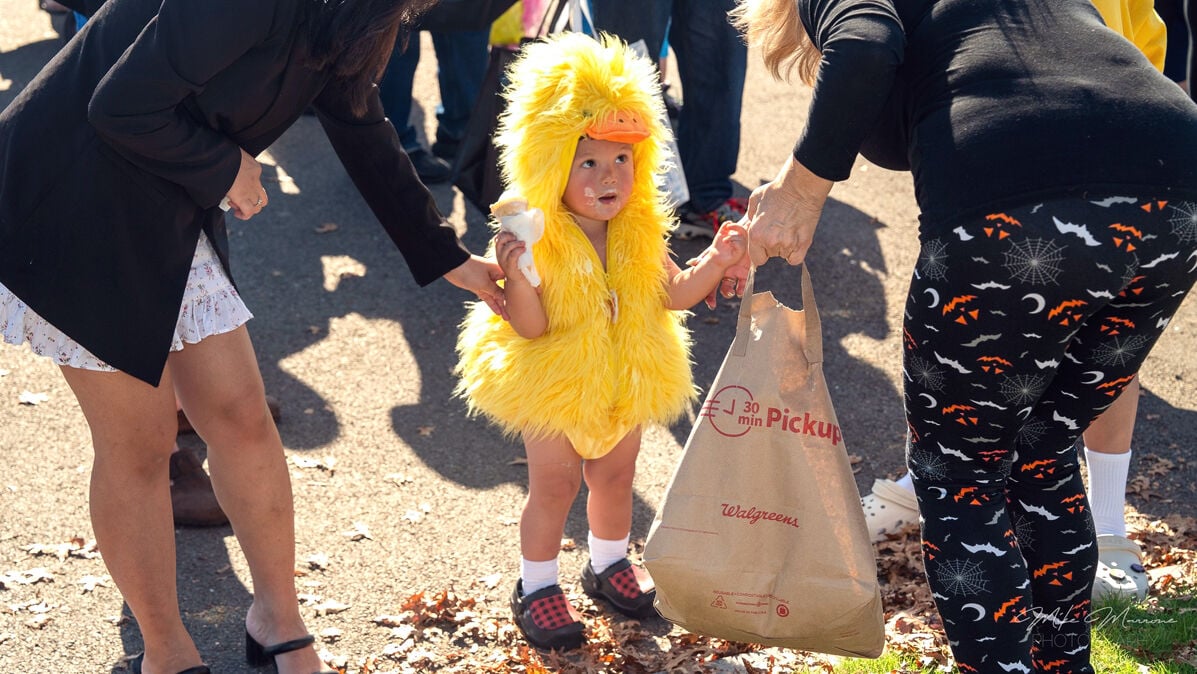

{"left": 588, "top": 532, "right": 629, "bottom": 574}
{"left": 1085, "top": 447, "right": 1131, "bottom": 537}
{"left": 520, "top": 557, "right": 559, "bottom": 596}
{"left": 895, "top": 472, "right": 915, "bottom": 492}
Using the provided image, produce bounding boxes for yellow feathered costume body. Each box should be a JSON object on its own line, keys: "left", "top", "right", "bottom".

{"left": 454, "top": 33, "right": 695, "bottom": 459}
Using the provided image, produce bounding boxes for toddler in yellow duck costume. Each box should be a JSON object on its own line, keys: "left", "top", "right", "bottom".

{"left": 454, "top": 32, "right": 747, "bottom": 651}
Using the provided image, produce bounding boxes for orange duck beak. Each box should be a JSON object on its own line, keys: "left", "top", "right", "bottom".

{"left": 586, "top": 110, "right": 649, "bottom": 144}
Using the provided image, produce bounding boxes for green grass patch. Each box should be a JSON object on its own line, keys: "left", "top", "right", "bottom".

{"left": 797, "top": 593, "right": 1197, "bottom": 673}
{"left": 1090, "top": 593, "right": 1197, "bottom": 673}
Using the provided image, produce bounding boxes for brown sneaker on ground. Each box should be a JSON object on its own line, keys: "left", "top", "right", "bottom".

{"left": 169, "top": 447, "right": 228, "bottom": 527}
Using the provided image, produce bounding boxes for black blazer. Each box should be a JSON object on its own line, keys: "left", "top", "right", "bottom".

{"left": 0, "top": 0, "right": 470, "bottom": 385}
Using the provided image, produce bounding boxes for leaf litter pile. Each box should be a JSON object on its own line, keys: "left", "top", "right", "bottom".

{"left": 4, "top": 522, "right": 1194, "bottom": 672}
{"left": 283, "top": 510, "right": 1194, "bottom": 674}
{"left": 3, "top": 455, "right": 1194, "bottom": 672}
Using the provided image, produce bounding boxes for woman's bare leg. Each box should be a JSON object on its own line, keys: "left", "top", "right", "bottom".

{"left": 59, "top": 366, "right": 202, "bottom": 674}
{"left": 169, "top": 326, "right": 322, "bottom": 674}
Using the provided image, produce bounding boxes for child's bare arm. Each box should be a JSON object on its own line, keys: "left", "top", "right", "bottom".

{"left": 666, "top": 222, "right": 747, "bottom": 310}
{"left": 495, "top": 231, "right": 548, "bottom": 337}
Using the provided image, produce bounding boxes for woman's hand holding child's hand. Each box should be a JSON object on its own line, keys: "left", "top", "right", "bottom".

{"left": 687, "top": 221, "right": 749, "bottom": 310}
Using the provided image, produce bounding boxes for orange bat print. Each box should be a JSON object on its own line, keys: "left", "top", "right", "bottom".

{"left": 1020, "top": 459, "right": 1056, "bottom": 472}
{"left": 903, "top": 327, "right": 917, "bottom": 350}
{"left": 1099, "top": 316, "right": 1136, "bottom": 335}
{"left": 1119, "top": 275, "right": 1147, "bottom": 297}
{"left": 978, "top": 355, "right": 1013, "bottom": 374}
{"left": 977, "top": 449, "right": 1008, "bottom": 463}
{"left": 1097, "top": 375, "right": 1137, "bottom": 396}
{"left": 1047, "top": 299, "right": 1088, "bottom": 320}
{"left": 993, "top": 595, "right": 1023, "bottom": 621}
{"left": 1032, "top": 561, "right": 1068, "bottom": 578}
{"left": 942, "top": 404, "right": 977, "bottom": 415}
{"left": 953, "top": 487, "right": 978, "bottom": 503}
{"left": 1108, "top": 222, "right": 1144, "bottom": 239}
{"left": 942, "top": 294, "right": 978, "bottom": 314}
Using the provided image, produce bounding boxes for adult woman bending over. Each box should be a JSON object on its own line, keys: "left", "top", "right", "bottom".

{"left": 0, "top": 0, "right": 502, "bottom": 672}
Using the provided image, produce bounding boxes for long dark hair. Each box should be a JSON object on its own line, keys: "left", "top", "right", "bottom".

{"left": 302, "top": 0, "right": 440, "bottom": 114}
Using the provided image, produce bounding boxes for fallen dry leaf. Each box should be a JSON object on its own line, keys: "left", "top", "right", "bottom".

{"left": 476, "top": 573, "right": 502, "bottom": 590}
{"left": 342, "top": 522, "right": 373, "bottom": 541}
{"left": 18, "top": 391, "right": 48, "bottom": 405}
{"left": 1, "top": 568, "right": 54, "bottom": 586}
{"left": 292, "top": 455, "right": 337, "bottom": 474}
{"left": 77, "top": 575, "right": 111, "bottom": 593}
{"left": 385, "top": 473, "right": 414, "bottom": 487}
{"left": 313, "top": 599, "right": 351, "bottom": 616}
{"left": 23, "top": 537, "right": 99, "bottom": 561}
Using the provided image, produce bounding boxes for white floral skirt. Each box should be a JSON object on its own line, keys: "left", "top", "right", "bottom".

{"left": 0, "top": 232, "right": 253, "bottom": 372}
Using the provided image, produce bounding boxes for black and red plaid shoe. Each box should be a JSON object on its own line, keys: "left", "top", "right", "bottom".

{"left": 580, "top": 558, "right": 658, "bottom": 619}
{"left": 510, "top": 580, "right": 586, "bottom": 651}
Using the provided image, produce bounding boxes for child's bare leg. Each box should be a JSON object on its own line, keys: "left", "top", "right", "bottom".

{"left": 582, "top": 428, "right": 642, "bottom": 541}
{"left": 521, "top": 433, "right": 582, "bottom": 565}
{"left": 579, "top": 428, "right": 655, "bottom": 617}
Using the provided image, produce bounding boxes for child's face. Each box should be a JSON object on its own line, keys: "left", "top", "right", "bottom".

{"left": 562, "top": 137, "right": 635, "bottom": 227}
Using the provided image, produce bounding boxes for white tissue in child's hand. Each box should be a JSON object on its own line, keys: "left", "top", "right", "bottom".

{"left": 498, "top": 208, "right": 545, "bottom": 287}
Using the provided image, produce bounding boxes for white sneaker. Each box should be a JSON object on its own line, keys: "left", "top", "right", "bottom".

{"left": 860, "top": 478, "right": 920, "bottom": 542}
{"left": 1092, "top": 534, "right": 1149, "bottom": 604}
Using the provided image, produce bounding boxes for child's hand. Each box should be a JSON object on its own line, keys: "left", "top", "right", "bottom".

{"left": 710, "top": 221, "right": 748, "bottom": 268}
{"left": 687, "top": 221, "right": 749, "bottom": 310}
{"left": 495, "top": 231, "right": 532, "bottom": 287}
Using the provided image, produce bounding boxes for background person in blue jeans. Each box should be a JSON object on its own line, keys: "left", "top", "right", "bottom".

{"left": 378, "top": 29, "right": 490, "bottom": 184}
{"left": 591, "top": 0, "right": 748, "bottom": 239}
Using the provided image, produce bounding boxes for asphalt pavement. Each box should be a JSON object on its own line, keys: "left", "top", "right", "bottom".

{"left": 1, "top": 3, "right": 1194, "bottom": 673}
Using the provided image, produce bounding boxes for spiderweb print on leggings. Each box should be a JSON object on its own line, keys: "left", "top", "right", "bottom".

{"left": 1168, "top": 201, "right": 1197, "bottom": 243}
{"left": 934, "top": 558, "right": 992, "bottom": 596}
{"left": 1001, "top": 237, "right": 1066, "bottom": 285}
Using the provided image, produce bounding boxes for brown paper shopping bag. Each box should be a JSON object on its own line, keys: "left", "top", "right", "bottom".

{"left": 643, "top": 265, "right": 885, "bottom": 658}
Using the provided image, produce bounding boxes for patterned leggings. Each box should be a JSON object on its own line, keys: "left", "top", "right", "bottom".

{"left": 904, "top": 195, "right": 1197, "bottom": 673}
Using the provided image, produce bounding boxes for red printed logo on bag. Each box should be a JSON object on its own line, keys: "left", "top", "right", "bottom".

{"left": 701, "top": 385, "right": 755, "bottom": 437}
{"left": 703, "top": 385, "right": 843, "bottom": 445}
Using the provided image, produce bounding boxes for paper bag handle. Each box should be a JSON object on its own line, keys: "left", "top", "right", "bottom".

{"left": 733, "top": 264, "right": 823, "bottom": 367}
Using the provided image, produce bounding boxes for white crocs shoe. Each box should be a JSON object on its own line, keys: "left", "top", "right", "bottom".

{"left": 1092, "top": 534, "right": 1149, "bottom": 604}
{"left": 860, "top": 478, "right": 920, "bottom": 542}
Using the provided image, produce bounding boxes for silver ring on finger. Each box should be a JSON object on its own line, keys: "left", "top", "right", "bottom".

{"left": 254, "top": 195, "right": 264, "bottom": 207}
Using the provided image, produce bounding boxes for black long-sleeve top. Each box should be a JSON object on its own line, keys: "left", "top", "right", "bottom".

{"left": 795, "top": 0, "right": 1197, "bottom": 234}
{"left": 0, "top": 0, "right": 469, "bottom": 385}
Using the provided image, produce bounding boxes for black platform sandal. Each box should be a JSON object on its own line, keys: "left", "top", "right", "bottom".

{"left": 128, "top": 652, "right": 211, "bottom": 674}
{"left": 245, "top": 631, "right": 337, "bottom": 674}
